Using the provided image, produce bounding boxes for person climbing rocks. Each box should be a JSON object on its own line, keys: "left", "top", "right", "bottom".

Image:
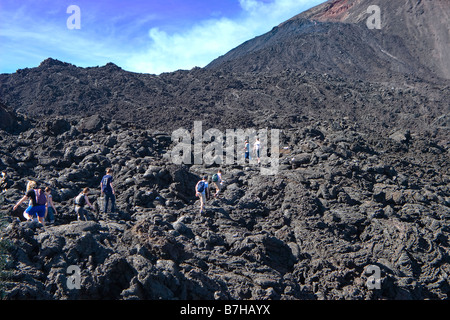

{"left": 100, "top": 168, "right": 115, "bottom": 214}
{"left": 244, "top": 140, "right": 250, "bottom": 163}
{"left": 74, "top": 187, "right": 94, "bottom": 221}
{"left": 13, "top": 180, "right": 47, "bottom": 225}
{"left": 44, "top": 186, "right": 57, "bottom": 224}
{"left": 211, "top": 169, "right": 223, "bottom": 198}
{"left": 195, "top": 175, "right": 209, "bottom": 214}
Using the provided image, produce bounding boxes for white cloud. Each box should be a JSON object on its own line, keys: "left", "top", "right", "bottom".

{"left": 0, "top": 0, "right": 324, "bottom": 74}
{"left": 123, "top": 0, "right": 323, "bottom": 74}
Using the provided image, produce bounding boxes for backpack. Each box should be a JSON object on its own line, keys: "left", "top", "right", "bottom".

{"left": 212, "top": 174, "right": 219, "bottom": 182}
{"left": 75, "top": 193, "right": 86, "bottom": 207}
{"left": 197, "top": 181, "right": 206, "bottom": 193}
{"left": 34, "top": 189, "right": 47, "bottom": 205}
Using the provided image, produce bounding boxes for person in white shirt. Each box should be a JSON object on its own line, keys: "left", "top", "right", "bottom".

{"left": 253, "top": 138, "right": 261, "bottom": 165}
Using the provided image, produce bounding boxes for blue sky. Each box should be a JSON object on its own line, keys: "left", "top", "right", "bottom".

{"left": 0, "top": 0, "right": 324, "bottom": 74}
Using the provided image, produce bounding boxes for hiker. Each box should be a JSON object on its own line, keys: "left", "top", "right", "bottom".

{"left": 100, "top": 168, "right": 115, "bottom": 214}
{"left": 253, "top": 138, "right": 261, "bottom": 165}
{"left": 13, "top": 180, "right": 47, "bottom": 225}
{"left": 244, "top": 140, "right": 250, "bottom": 163}
{"left": 195, "top": 175, "right": 209, "bottom": 214}
{"left": 211, "top": 169, "right": 223, "bottom": 198}
{"left": 44, "top": 187, "right": 57, "bottom": 224}
{"left": 74, "top": 187, "right": 94, "bottom": 221}
{"left": 0, "top": 172, "right": 8, "bottom": 192}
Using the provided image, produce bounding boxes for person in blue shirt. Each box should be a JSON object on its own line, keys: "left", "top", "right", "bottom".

{"left": 244, "top": 140, "right": 250, "bottom": 163}
{"left": 100, "top": 168, "right": 115, "bottom": 214}
{"left": 195, "top": 175, "right": 209, "bottom": 214}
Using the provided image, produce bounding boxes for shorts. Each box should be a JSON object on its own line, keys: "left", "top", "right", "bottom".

{"left": 213, "top": 182, "right": 222, "bottom": 192}
{"left": 199, "top": 192, "right": 206, "bottom": 205}
{"left": 25, "top": 205, "right": 46, "bottom": 218}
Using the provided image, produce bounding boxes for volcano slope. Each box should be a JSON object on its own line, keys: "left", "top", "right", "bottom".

{"left": 0, "top": 109, "right": 448, "bottom": 300}
{"left": 1, "top": 59, "right": 449, "bottom": 139}
{"left": 0, "top": 0, "right": 449, "bottom": 300}
{"left": 208, "top": 0, "right": 450, "bottom": 81}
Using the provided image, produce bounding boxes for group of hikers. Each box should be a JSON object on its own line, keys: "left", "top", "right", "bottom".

{"left": 195, "top": 169, "right": 224, "bottom": 214}
{"left": 12, "top": 168, "right": 116, "bottom": 226}
{"left": 195, "top": 137, "right": 263, "bottom": 213}
{"left": 244, "top": 138, "right": 261, "bottom": 165}
{"left": 10, "top": 138, "right": 261, "bottom": 223}
{"left": 11, "top": 167, "right": 223, "bottom": 223}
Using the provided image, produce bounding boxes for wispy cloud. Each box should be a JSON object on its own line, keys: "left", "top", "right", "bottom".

{"left": 0, "top": 1, "right": 135, "bottom": 72}
{"left": 0, "top": 0, "right": 324, "bottom": 74}
{"left": 125, "top": 0, "right": 324, "bottom": 74}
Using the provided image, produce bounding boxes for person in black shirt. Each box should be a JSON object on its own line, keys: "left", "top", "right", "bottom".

{"left": 13, "top": 180, "right": 47, "bottom": 225}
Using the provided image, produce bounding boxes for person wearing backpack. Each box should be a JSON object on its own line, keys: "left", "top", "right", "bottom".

{"left": 13, "top": 180, "right": 47, "bottom": 225}
{"left": 195, "top": 175, "right": 209, "bottom": 214}
{"left": 100, "top": 168, "right": 115, "bottom": 214}
{"left": 74, "top": 187, "right": 94, "bottom": 221}
{"left": 211, "top": 169, "right": 223, "bottom": 198}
